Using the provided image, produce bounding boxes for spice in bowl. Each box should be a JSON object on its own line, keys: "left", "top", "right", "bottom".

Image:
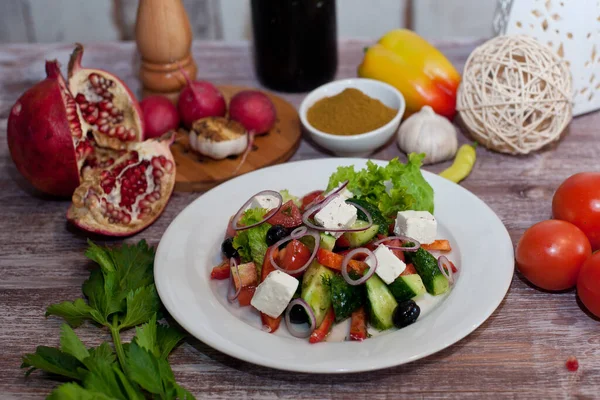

{"left": 306, "top": 88, "right": 397, "bottom": 135}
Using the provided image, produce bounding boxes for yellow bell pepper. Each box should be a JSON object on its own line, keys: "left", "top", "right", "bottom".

{"left": 358, "top": 29, "right": 461, "bottom": 119}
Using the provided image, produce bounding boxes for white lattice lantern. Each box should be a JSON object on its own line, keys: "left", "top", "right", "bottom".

{"left": 494, "top": 0, "right": 600, "bottom": 116}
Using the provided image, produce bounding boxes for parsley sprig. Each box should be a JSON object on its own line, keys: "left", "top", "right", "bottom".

{"left": 21, "top": 240, "right": 194, "bottom": 399}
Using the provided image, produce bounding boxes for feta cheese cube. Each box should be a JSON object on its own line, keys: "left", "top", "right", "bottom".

{"left": 250, "top": 194, "right": 279, "bottom": 211}
{"left": 366, "top": 245, "right": 406, "bottom": 284}
{"left": 394, "top": 210, "right": 437, "bottom": 244}
{"left": 314, "top": 195, "right": 357, "bottom": 237}
{"left": 250, "top": 270, "right": 299, "bottom": 318}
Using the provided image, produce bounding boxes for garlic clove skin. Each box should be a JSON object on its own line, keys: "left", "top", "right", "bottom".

{"left": 188, "top": 116, "right": 248, "bottom": 160}
{"left": 397, "top": 106, "right": 458, "bottom": 165}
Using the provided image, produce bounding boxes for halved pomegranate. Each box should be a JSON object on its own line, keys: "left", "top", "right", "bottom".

{"left": 68, "top": 43, "right": 144, "bottom": 150}
{"left": 68, "top": 135, "right": 175, "bottom": 236}
{"left": 7, "top": 60, "right": 92, "bottom": 196}
{"left": 7, "top": 50, "right": 175, "bottom": 237}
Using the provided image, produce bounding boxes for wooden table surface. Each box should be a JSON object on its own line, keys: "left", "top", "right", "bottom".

{"left": 1, "top": 40, "right": 599, "bottom": 399}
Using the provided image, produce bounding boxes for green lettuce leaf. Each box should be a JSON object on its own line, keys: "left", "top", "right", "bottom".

{"left": 327, "top": 154, "right": 434, "bottom": 219}
{"left": 232, "top": 209, "right": 272, "bottom": 269}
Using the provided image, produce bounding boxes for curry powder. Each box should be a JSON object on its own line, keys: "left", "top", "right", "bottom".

{"left": 307, "top": 88, "right": 397, "bottom": 135}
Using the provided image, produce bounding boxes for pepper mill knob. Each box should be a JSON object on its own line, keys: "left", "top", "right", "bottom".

{"left": 135, "top": 0, "right": 197, "bottom": 101}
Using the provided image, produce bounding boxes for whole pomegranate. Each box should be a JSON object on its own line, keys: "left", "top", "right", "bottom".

{"left": 140, "top": 96, "right": 180, "bottom": 139}
{"left": 7, "top": 46, "right": 176, "bottom": 237}
{"left": 229, "top": 90, "right": 276, "bottom": 135}
{"left": 177, "top": 69, "right": 226, "bottom": 128}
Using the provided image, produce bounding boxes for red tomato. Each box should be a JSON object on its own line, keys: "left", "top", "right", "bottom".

{"left": 210, "top": 262, "right": 230, "bottom": 280}
{"left": 280, "top": 239, "right": 311, "bottom": 273}
{"left": 267, "top": 200, "right": 302, "bottom": 228}
{"left": 301, "top": 190, "right": 324, "bottom": 211}
{"left": 553, "top": 172, "right": 600, "bottom": 249}
{"left": 516, "top": 220, "right": 591, "bottom": 291}
{"left": 577, "top": 252, "right": 600, "bottom": 318}
{"left": 335, "top": 235, "right": 351, "bottom": 249}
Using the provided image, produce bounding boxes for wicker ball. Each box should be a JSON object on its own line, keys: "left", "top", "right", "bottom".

{"left": 457, "top": 35, "right": 572, "bottom": 155}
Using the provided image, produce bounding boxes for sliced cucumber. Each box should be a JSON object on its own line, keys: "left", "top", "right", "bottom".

{"left": 408, "top": 248, "right": 449, "bottom": 295}
{"left": 301, "top": 260, "right": 334, "bottom": 326}
{"left": 327, "top": 274, "right": 364, "bottom": 322}
{"left": 343, "top": 220, "right": 379, "bottom": 248}
{"left": 346, "top": 198, "right": 389, "bottom": 235}
{"left": 365, "top": 274, "right": 398, "bottom": 330}
{"left": 388, "top": 274, "right": 426, "bottom": 302}
{"left": 319, "top": 233, "right": 336, "bottom": 251}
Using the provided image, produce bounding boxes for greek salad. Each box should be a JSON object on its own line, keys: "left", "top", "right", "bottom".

{"left": 210, "top": 155, "right": 458, "bottom": 343}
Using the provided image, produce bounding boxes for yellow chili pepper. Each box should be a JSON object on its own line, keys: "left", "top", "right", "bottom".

{"left": 440, "top": 144, "right": 477, "bottom": 183}
{"left": 358, "top": 29, "right": 461, "bottom": 119}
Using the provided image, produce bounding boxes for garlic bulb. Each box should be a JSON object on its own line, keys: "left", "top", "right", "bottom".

{"left": 397, "top": 106, "right": 458, "bottom": 164}
{"left": 189, "top": 117, "right": 248, "bottom": 160}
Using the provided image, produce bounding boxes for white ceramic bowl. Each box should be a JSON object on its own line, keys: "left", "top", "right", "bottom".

{"left": 299, "top": 78, "right": 405, "bottom": 157}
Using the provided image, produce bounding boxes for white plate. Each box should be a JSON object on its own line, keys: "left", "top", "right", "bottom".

{"left": 155, "top": 158, "right": 514, "bottom": 373}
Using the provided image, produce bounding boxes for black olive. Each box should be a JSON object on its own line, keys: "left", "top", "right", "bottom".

{"left": 392, "top": 300, "right": 420, "bottom": 329}
{"left": 288, "top": 304, "right": 308, "bottom": 324}
{"left": 266, "top": 225, "right": 289, "bottom": 247}
{"left": 221, "top": 237, "right": 238, "bottom": 258}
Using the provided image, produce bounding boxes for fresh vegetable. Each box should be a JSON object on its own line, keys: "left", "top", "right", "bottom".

{"left": 365, "top": 274, "right": 398, "bottom": 330}
{"left": 177, "top": 67, "right": 226, "bottom": 128}
{"left": 301, "top": 190, "right": 324, "bottom": 211}
{"left": 23, "top": 240, "right": 193, "bottom": 398}
{"left": 346, "top": 198, "right": 389, "bottom": 234}
{"left": 232, "top": 208, "right": 272, "bottom": 272}
{"left": 279, "top": 239, "right": 312, "bottom": 273}
{"left": 229, "top": 90, "right": 276, "bottom": 135}
{"left": 211, "top": 261, "right": 230, "bottom": 280}
{"left": 349, "top": 307, "right": 368, "bottom": 341}
{"left": 316, "top": 248, "right": 369, "bottom": 274}
{"left": 408, "top": 248, "right": 449, "bottom": 295}
{"left": 358, "top": 29, "right": 460, "bottom": 119}
{"left": 388, "top": 274, "right": 426, "bottom": 302}
{"left": 422, "top": 240, "right": 451, "bottom": 252}
{"left": 268, "top": 200, "right": 303, "bottom": 228}
{"left": 327, "top": 154, "right": 434, "bottom": 216}
{"left": 577, "top": 253, "right": 600, "bottom": 318}
{"left": 552, "top": 172, "right": 600, "bottom": 250}
{"left": 392, "top": 300, "right": 421, "bottom": 329}
{"left": 189, "top": 116, "right": 248, "bottom": 159}
{"left": 320, "top": 233, "right": 337, "bottom": 251}
{"left": 343, "top": 220, "right": 380, "bottom": 247}
{"left": 231, "top": 262, "right": 258, "bottom": 290}
{"left": 259, "top": 246, "right": 282, "bottom": 332}
{"left": 309, "top": 307, "right": 335, "bottom": 344}
{"left": 397, "top": 106, "right": 458, "bottom": 164}
{"left": 280, "top": 189, "right": 302, "bottom": 208}
{"left": 221, "top": 237, "right": 239, "bottom": 258}
{"left": 516, "top": 220, "right": 591, "bottom": 291}
{"left": 140, "top": 95, "right": 180, "bottom": 139}
{"left": 325, "top": 274, "right": 364, "bottom": 322}
{"left": 301, "top": 261, "right": 335, "bottom": 326}
{"left": 439, "top": 143, "right": 477, "bottom": 183}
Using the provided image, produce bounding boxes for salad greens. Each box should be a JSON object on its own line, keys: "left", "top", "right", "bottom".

{"left": 326, "top": 153, "right": 434, "bottom": 218}
{"left": 22, "top": 240, "right": 194, "bottom": 399}
{"left": 232, "top": 208, "right": 272, "bottom": 269}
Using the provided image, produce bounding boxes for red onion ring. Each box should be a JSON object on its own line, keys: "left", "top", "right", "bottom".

{"left": 231, "top": 190, "right": 283, "bottom": 231}
{"left": 302, "top": 200, "right": 373, "bottom": 233}
{"left": 270, "top": 228, "right": 320, "bottom": 274}
{"left": 374, "top": 235, "right": 421, "bottom": 252}
{"left": 304, "top": 180, "right": 349, "bottom": 210}
{"left": 227, "top": 258, "right": 241, "bottom": 302}
{"left": 342, "top": 248, "right": 377, "bottom": 286}
{"left": 438, "top": 255, "right": 454, "bottom": 284}
{"left": 284, "top": 298, "right": 317, "bottom": 338}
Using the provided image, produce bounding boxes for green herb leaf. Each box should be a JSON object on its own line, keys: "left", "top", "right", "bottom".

{"left": 232, "top": 208, "right": 272, "bottom": 268}
{"left": 48, "top": 383, "right": 117, "bottom": 400}
{"left": 134, "top": 314, "right": 159, "bottom": 357}
{"left": 118, "top": 285, "right": 161, "bottom": 329}
{"left": 83, "top": 361, "right": 143, "bottom": 400}
{"left": 46, "top": 298, "right": 104, "bottom": 327}
{"left": 135, "top": 315, "right": 186, "bottom": 359}
{"left": 60, "top": 324, "right": 90, "bottom": 362}
{"left": 156, "top": 324, "right": 186, "bottom": 360}
{"left": 86, "top": 343, "right": 116, "bottom": 369}
{"left": 21, "top": 346, "right": 85, "bottom": 380}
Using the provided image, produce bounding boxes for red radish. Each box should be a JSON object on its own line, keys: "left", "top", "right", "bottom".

{"left": 177, "top": 67, "right": 226, "bottom": 128}
{"left": 140, "top": 96, "right": 180, "bottom": 139}
{"left": 68, "top": 43, "right": 144, "bottom": 150}
{"left": 229, "top": 90, "right": 276, "bottom": 135}
{"left": 7, "top": 50, "right": 176, "bottom": 237}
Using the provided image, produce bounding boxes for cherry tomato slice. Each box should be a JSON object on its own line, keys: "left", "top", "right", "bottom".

{"left": 301, "top": 190, "right": 324, "bottom": 212}
{"left": 267, "top": 200, "right": 302, "bottom": 228}
{"left": 279, "top": 239, "right": 311, "bottom": 273}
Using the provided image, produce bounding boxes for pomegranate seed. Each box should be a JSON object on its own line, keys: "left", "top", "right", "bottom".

{"left": 116, "top": 115, "right": 124, "bottom": 123}
{"left": 108, "top": 127, "right": 116, "bottom": 137}
{"left": 89, "top": 73, "right": 100, "bottom": 87}
{"left": 99, "top": 124, "right": 109, "bottom": 133}
{"left": 141, "top": 207, "right": 152, "bottom": 215}
{"left": 85, "top": 114, "right": 97, "bottom": 125}
{"left": 163, "top": 160, "right": 174, "bottom": 173}
{"left": 87, "top": 104, "right": 96, "bottom": 113}
{"left": 96, "top": 118, "right": 107, "bottom": 126}
{"left": 153, "top": 169, "right": 164, "bottom": 178}
{"left": 67, "top": 113, "right": 77, "bottom": 122}
{"left": 110, "top": 107, "right": 119, "bottom": 116}
{"left": 151, "top": 157, "right": 162, "bottom": 169}
{"left": 152, "top": 191, "right": 161, "bottom": 201}
{"left": 75, "top": 93, "right": 87, "bottom": 103}
{"left": 103, "top": 92, "right": 113, "bottom": 100}
{"left": 566, "top": 356, "right": 579, "bottom": 372}
{"left": 127, "top": 130, "right": 136, "bottom": 140}
{"left": 139, "top": 200, "right": 150, "bottom": 208}
{"left": 79, "top": 102, "right": 89, "bottom": 111}
{"left": 107, "top": 203, "right": 114, "bottom": 212}
{"left": 99, "top": 76, "right": 106, "bottom": 85}
{"left": 99, "top": 111, "right": 109, "bottom": 118}
{"left": 122, "top": 214, "right": 131, "bottom": 224}
{"left": 98, "top": 100, "right": 111, "bottom": 111}
{"left": 95, "top": 87, "right": 104, "bottom": 96}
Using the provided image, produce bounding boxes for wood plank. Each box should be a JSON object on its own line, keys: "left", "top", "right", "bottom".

{"left": 0, "top": 40, "right": 599, "bottom": 399}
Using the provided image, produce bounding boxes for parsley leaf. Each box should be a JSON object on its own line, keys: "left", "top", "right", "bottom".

{"left": 60, "top": 324, "right": 90, "bottom": 362}
{"left": 21, "top": 346, "right": 85, "bottom": 380}
{"left": 134, "top": 315, "right": 186, "bottom": 359}
{"left": 118, "top": 285, "right": 161, "bottom": 329}
{"left": 46, "top": 298, "right": 104, "bottom": 327}
{"left": 48, "top": 383, "right": 117, "bottom": 400}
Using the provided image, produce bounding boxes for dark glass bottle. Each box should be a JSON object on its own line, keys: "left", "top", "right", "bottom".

{"left": 250, "top": 0, "right": 338, "bottom": 92}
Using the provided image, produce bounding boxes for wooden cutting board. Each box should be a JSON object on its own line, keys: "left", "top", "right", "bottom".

{"left": 172, "top": 85, "right": 302, "bottom": 192}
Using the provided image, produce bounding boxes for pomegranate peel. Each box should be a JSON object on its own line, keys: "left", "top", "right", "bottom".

{"left": 68, "top": 43, "right": 144, "bottom": 150}
{"left": 7, "top": 60, "right": 86, "bottom": 197}
{"left": 67, "top": 133, "right": 176, "bottom": 237}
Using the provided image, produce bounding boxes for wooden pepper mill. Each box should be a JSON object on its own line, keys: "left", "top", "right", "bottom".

{"left": 135, "top": 0, "right": 198, "bottom": 101}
